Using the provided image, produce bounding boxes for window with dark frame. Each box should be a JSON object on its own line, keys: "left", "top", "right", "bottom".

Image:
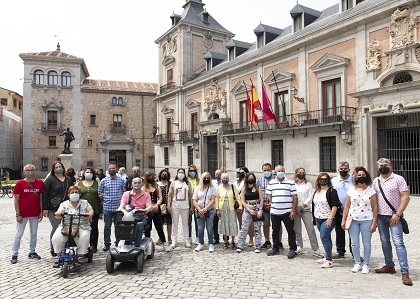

{"left": 13, "top": 99, "right": 17, "bottom": 108}
{"left": 239, "top": 100, "right": 248, "bottom": 128}
{"left": 164, "top": 147, "right": 169, "bottom": 165}
{"left": 135, "top": 159, "right": 141, "bottom": 167}
{"left": 1, "top": 98, "right": 7, "bottom": 106}
{"left": 41, "top": 158, "right": 48, "bottom": 171}
{"left": 88, "top": 140, "right": 93, "bottom": 147}
{"left": 167, "top": 69, "right": 173, "bottom": 83}
{"left": 320, "top": 136, "right": 336, "bottom": 172}
{"left": 118, "top": 97, "right": 123, "bottom": 105}
{"left": 257, "top": 34, "right": 264, "bottom": 48}
{"left": 191, "top": 113, "right": 198, "bottom": 134}
{"left": 87, "top": 161, "right": 94, "bottom": 167}
{"left": 275, "top": 91, "right": 289, "bottom": 123}
{"left": 49, "top": 136, "right": 56, "bottom": 147}
{"left": 187, "top": 146, "right": 193, "bottom": 166}
{"left": 113, "top": 114, "right": 122, "bottom": 128}
{"left": 47, "top": 110, "right": 58, "bottom": 129}
{"left": 271, "top": 140, "right": 284, "bottom": 167}
{"left": 112, "top": 97, "right": 117, "bottom": 105}
{"left": 166, "top": 118, "right": 172, "bottom": 140}
{"left": 61, "top": 72, "right": 71, "bottom": 86}
{"left": 149, "top": 156, "right": 155, "bottom": 168}
{"left": 236, "top": 142, "right": 245, "bottom": 168}
{"left": 34, "top": 70, "right": 44, "bottom": 85}
{"left": 322, "top": 78, "right": 341, "bottom": 115}
{"left": 19, "top": 102, "right": 22, "bottom": 110}
{"left": 48, "top": 71, "right": 58, "bottom": 86}
{"left": 90, "top": 115, "right": 96, "bottom": 126}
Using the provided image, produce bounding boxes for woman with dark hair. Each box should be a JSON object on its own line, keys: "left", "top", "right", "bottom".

{"left": 341, "top": 166, "right": 378, "bottom": 274}
{"left": 186, "top": 164, "right": 200, "bottom": 245}
{"left": 78, "top": 167, "right": 101, "bottom": 252}
{"left": 157, "top": 168, "right": 172, "bottom": 244}
{"left": 312, "top": 172, "right": 341, "bottom": 268}
{"left": 235, "top": 167, "right": 254, "bottom": 247}
{"left": 65, "top": 168, "right": 77, "bottom": 185}
{"left": 167, "top": 168, "right": 192, "bottom": 249}
{"left": 43, "top": 161, "right": 73, "bottom": 256}
{"left": 143, "top": 171, "right": 170, "bottom": 252}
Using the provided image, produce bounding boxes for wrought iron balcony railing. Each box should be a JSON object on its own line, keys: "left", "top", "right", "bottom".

{"left": 179, "top": 130, "right": 199, "bottom": 141}
{"left": 155, "top": 133, "right": 175, "bottom": 143}
{"left": 41, "top": 123, "right": 63, "bottom": 132}
{"left": 110, "top": 124, "right": 126, "bottom": 134}
{"left": 159, "top": 82, "right": 177, "bottom": 94}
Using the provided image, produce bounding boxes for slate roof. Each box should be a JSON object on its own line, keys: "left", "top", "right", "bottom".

{"left": 254, "top": 23, "right": 284, "bottom": 35}
{"left": 225, "top": 39, "right": 253, "bottom": 50}
{"left": 290, "top": 3, "right": 322, "bottom": 17}
{"left": 81, "top": 79, "right": 157, "bottom": 93}
{"left": 204, "top": 51, "right": 228, "bottom": 61}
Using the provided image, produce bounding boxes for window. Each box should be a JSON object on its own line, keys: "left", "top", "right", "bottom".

{"left": 13, "top": 99, "right": 17, "bottom": 108}
{"left": 320, "top": 137, "right": 336, "bottom": 172}
{"left": 149, "top": 156, "right": 155, "bottom": 168}
{"left": 236, "top": 142, "right": 245, "bottom": 168}
{"left": 113, "top": 114, "right": 122, "bottom": 128}
{"left": 1, "top": 98, "right": 7, "bottom": 106}
{"left": 166, "top": 118, "right": 172, "bottom": 140}
{"left": 293, "top": 15, "right": 302, "bottom": 32}
{"left": 135, "top": 159, "right": 141, "bottom": 167}
{"left": 272, "top": 140, "right": 284, "bottom": 167}
{"left": 49, "top": 136, "right": 56, "bottom": 147}
{"left": 34, "top": 70, "right": 44, "bottom": 85}
{"left": 206, "top": 59, "right": 211, "bottom": 71}
{"left": 48, "top": 71, "right": 58, "bottom": 86}
{"left": 342, "top": 0, "right": 354, "bottom": 11}
{"left": 88, "top": 140, "right": 93, "bottom": 147}
{"left": 191, "top": 113, "right": 198, "bottom": 134}
{"left": 90, "top": 115, "right": 96, "bottom": 126}
{"left": 87, "top": 161, "right": 94, "bottom": 167}
{"left": 47, "top": 111, "right": 58, "bottom": 129}
{"left": 275, "top": 91, "right": 289, "bottom": 123}
{"left": 229, "top": 48, "right": 235, "bottom": 61}
{"left": 112, "top": 96, "right": 123, "bottom": 105}
{"left": 257, "top": 34, "right": 264, "bottom": 48}
{"left": 187, "top": 146, "right": 193, "bottom": 166}
{"left": 112, "top": 97, "right": 117, "bottom": 105}
{"left": 41, "top": 157, "right": 48, "bottom": 171}
{"left": 167, "top": 69, "right": 173, "bottom": 83}
{"left": 61, "top": 72, "right": 71, "bottom": 86}
{"left": 19, "top": 102, "right": 22, "bottom": 110}
{"left": 118, "top": 97, "right": 123, "bottom": 105}
{"left": 393, "top": 72, "right": 413, "bottom": 84}
{"left": 239, "top": 100, "right": 248, "bottom": 127}
{"left": 164, "top": 147, "right": 169, "bottom": 165}
{"left": 322, "top": 78, "right": 341, "bottom": 115}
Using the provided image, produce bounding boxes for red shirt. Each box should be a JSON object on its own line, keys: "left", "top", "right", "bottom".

{"left": 121, "top": 190, "right": 151, "bottom": 218}
{"left": 13, "top": 178, "right": 44, "bottom": 218}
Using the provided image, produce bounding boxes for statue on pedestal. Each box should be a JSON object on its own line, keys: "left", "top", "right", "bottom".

{"left": 60, "top": 128, "right": 75, "bottom": 154}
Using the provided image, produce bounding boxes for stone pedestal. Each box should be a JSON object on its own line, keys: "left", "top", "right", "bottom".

{"left": 58, "top": 154, "right": 73, "bottom": 170}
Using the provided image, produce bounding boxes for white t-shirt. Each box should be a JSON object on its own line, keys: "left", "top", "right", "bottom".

{"left": 313, "top": 192, "right": 331, "bottom": 219}
{"left": 295, "top": 181, "right": 313, "bottom": 210}
{"left": 193, "top": 186, "right": 216, "bottom": 209}
{"left": 172, "top": 181, "right": 190, "bottom": 209}
{"left": 346, "top": 186, "right": 376, "bottom": 221}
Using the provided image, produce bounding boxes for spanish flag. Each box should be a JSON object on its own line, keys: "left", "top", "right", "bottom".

{"left": 245, "top": 84, "right": 258, "bottom": 125}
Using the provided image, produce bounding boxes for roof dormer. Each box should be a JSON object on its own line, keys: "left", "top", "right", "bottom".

{"left": 225, "top": 39, "right": 253, "bottom": 61}
{"left": 200, "top": 9, "right": 209, "bottom": 23}
{"left": 290, "top": 3, "right": 322, "bottom": 33}
{"left": 204, "top": 51, "right": 227, "bottom": 71}
{"left": 340, "top": 0, "right": 364, "bottom": 12}
{"left": 170, "top": 12, "right": 181, "bottom": 26}
{"left": 253, "top": 23, "right": 283, "bottom": 49}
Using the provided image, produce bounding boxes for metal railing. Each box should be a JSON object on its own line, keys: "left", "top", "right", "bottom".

{"left": 41, "top": 123, "right": 63, "bottom": 132}
{"left": 110, "top": 124, "right": 126, "bottom": 134}
{"left": 155, "top": 133, "right": 175, "bottom": 143}
{"left": 179, "top": 130, "right": 199, "bottom": 141}
{"left": 159, "top": 82, "right": 176, "bottom": 94}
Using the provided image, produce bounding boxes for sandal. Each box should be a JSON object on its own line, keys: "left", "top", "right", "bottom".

{"left": 223, "top": 242, "right": 229, "bottom": 249}
{"left": 77, "top": 256, "right": 86, "bottom": 264}
{"left": 247, "top": 242, "right": 254, "bottom": 247}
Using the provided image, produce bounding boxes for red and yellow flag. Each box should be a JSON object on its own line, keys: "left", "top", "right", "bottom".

{"left": 245, "top": 84, "right": 258, "bottom": 125}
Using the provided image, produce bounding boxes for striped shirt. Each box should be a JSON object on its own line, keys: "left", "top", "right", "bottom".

{"left": 266, "top": 177, "right": 297, "bottom": 215}
{"left": 98, "top": 176, "right": 125, "bottom": 211}
{"left": 257, "top": 173, "right": 277, "bottom": 203}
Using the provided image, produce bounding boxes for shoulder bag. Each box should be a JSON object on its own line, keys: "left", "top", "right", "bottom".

{"left": 160, "top": 184, "right": 168, "bottom": 215}
{"left": 378, "top": 180, "right": 409, "bottom": 234}
{"left": 231, "top": 185, "right": 239, "bottom": 210}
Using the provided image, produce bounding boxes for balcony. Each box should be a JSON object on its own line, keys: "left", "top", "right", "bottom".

{"left": 155, "top": 133, "right": 175, "bottom": 144}
{"left": 110, "top": 124, "right": 126, "bottom": 134}
{"left": 159, "top": 82, "right": 176, "bottom": 94}
{"left": 179, "top": 130, "right": 199, "bottom": 141}
{"left": 221, "top": 106, "right": 357, "bottom": 136}
{"left": 41, "top": 123, "right": 63, "bottom": 133}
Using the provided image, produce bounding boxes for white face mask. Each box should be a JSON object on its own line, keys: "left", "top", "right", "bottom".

{"left": 69, "top": 193, "right": 80, "bottom": 202}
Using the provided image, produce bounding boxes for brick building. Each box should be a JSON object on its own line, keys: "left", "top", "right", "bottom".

{"left": 20, "top": 45, "right": 157, "bottom": 176}
{"left": 154, "top": 0, "right": 420, "bottom": 194}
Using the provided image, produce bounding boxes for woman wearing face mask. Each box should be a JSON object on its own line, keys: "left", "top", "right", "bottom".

{"left": 157, "top": 169, "right": 172, "bottom": 245}
{"left": 168, "top": 168, "right": 192, "bottom": 249}
{"left": 312, "top": 173, "right": 341, "bottom": 268}
{"left": 294, "top": 168, "right": 323, "bottom": 257}
{"left": 236, "top": 173, "right": 263, "bottom": 253}
{"left": 43, "top": 161, "right": 73, "bottom": 256}
{"left": 234, "top": 167, "right": 254, "bottom": 247}
{"left": 341, "top": 167, "right": 378, "bottom": 274}
{"left": 215, "top": 173, "right": 242, "bottom": 249}
{"left": 52, "top": 186, "right": 94, "bottom": 265}
{"left": 78, "top": 167, "right": 101, "bottom": 253}
{"left": 143, "top": 172, "right": 170, "bottom": 252}
{"left": 186, "top": 165, "right": 200, "bottom": 245}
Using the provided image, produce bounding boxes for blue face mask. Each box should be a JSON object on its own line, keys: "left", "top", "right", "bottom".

{"left": 178, "top": 173, "right": 185, "bottom": 180}
{"left": 264, "top": 171, "right": 272, "bottom": 178}
{"left": 85, "top": 173, "right": 93, "bottom": 180}
{"left": 277, "top": 172, "right": 285, "bottom": 179}
{"left": 133, "top": 184, "right": 142, "bottom": 190}
{"left": 189, "top": 171, "right": 196, "bottom": 178}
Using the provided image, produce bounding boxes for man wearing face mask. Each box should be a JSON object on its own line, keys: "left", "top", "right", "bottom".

{"left": 98, "top": 163, "right": 126, "bottom": 251}
{"left": 372, "top": 158, "right": 412, "bottom": 286}
{"left": 125, "top": 166, "right": 141, "bottom": 191}
{"left": 212, "top": 169, "right": 223, "bottom": 244}
{"left": 331, "top": 161, "right": 352, "bottom": 259}
{"left": 266, "top": 165, "right": 298, "bottom": 258}
{"left": 11, "top": 165, "right": 44, "bottom": 264}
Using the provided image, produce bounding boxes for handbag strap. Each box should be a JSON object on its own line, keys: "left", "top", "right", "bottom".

{"left": 128, "top": 193, "right": 132, "bottom": 205}
{"left": 202, "top": 187, "right": 209, "bottom": 208}
{"left": 378, "top": 179, "right": 397, "bottom": 213}
{"left": 26, "top": 180, "right": 38, "bottom": 198}
{"left": 231, "top": 184, "right": 236, "bottom": 201}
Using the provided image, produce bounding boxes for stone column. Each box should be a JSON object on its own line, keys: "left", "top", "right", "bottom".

{"left": 58, "top": 154, "right": 73, "bottom": 170}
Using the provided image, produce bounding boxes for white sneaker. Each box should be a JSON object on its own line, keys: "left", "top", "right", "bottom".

{"left": 351, "top": 263, "right": 362, "bottom": 273}
{"left": 163, "top": 242, "right": 171, "bottom": 252}
{"left": 170, "top": 242, "right": 176, "bottom": 249}
{"left": 255, "top": 249, "right": 261, "bottom": 253}
{"left": 236, "top": 248, "right": 242, "bottom": 253}
{"left": 194, "top": 244, "right": 203, "bottom": 252}
{"left": 185, "top": 242, "right": 192, "bottom": 248}
{"left": 296, "top": 246, "right": 303, "bottom": 254}
{"left": 195, "top": 238, "right": 199, "bottom": 245}
{"left": 362, "top": 264, "right": 370, "bottom": 274}
{"left": 317, "top": 258, "right": 326, "bottom": 264}
{"left": 321, "top": 261, "right": 333, "bottom": 268}
{"left": 209, "top": 244, "right": 214, "bottom": 253}
{"left": 313, "top": 250, "right": 324, "bottom": 258}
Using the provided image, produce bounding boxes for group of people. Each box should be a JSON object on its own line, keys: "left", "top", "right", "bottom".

{"left": 10, "top": 158, "right": 412, "bottom": 285}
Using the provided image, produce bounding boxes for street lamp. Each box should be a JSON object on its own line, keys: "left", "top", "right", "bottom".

{"left": 340, "top": 120, "right": 352, "bottom": 145}
{"left": 291, "top": 87, "right": 305, "bottom": 104}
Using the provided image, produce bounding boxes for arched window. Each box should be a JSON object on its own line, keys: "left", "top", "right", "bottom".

{"left": 118, "top": 97, "right": 123, "bottom": 105}
{"left": 112, "top": 97, "right": 117, "bottom": 105}
{"left": 48, "top": 71, "right": 58, "bottom": 86}
{"left": 34, "top": 70, "right": 44, "bottom": 85}
{"left": 61, "top": 71, "right": 71, "bottom": 86}
{"left": 393, "top": 72, "right": 413, "bottom": 84}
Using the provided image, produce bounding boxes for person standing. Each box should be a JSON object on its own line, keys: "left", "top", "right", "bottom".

{"left": 157, "top": 168, "right": 172, "bottom": 245}
{"left": 125, "top": 166, "right": 141, "bottom": 191}
{"left": 331, "top": 161, "right": 352, "bottom": 259}
{"left": 266, "top": 165, "right": 298, "bottom": 259}
{"left": 96, "top": 168, "right": 106, "bottom": 181}
{"left": 43, "top": 161, "right": 72, "bottom": 256}
{"left": 212, "top": 169, "right": 223, "bottom": 244}
{"left": 11, "top": 164, "right": 44, "bottom": 264}
{"left": 235, "top": 167, "right": 254, "bottom": 247}
{"left": 118, "top": 167, "right": 128, "bottom": 183}
{"left": 187, "top": 165, "right": 200, "bottom": 244}
{"left": 372, "top": 158, "right": 412, "bottom": 286}
{"left": 98, "top": 163, "right": 125, "bottom": 251}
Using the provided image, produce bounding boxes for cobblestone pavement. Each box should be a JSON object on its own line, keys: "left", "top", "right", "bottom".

{"left": 0, "top": 196, "right": 419, "bottom": 298}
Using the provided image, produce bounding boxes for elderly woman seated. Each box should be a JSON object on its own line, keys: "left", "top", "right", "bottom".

{"left": 51, "top": 186, "right": 94, "bottom": 264}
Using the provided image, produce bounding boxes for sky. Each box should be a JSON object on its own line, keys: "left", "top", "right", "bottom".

{"left": 1, "top": 0, "right": 339, "bottom": 95}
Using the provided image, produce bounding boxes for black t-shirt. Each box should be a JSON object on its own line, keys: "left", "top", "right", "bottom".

{"left": 245, "top": 187, "right": 259, "bottom": 201}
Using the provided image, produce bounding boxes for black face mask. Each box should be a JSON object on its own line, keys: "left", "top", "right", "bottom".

{"left": 161, "top": 175, "right": 168, "bottom": 181}
{"left": 297, "top": 174, "right": 305, "bottom": 180}
{"left": 319, "top": 179, "right": 329, "bottom": 186}
{"left": 379, "top": 166, "right": 390, "bottom": 175}
{"left": 203, "top": 178, "right": 210, "bottom": 185}
{"left": 246, "top": 179, "right": 255, "bottom": 184}
{"left": 339, "top": 170, "right": 348, "bottom": 177}
{"left": 239, "top": 172, "right": 245, "bottom": 179}
{"left": 215, "top": 175, "right": 221, "bottom": 181}
{"left": 133, "top": 173, "right": 140, "bottom": 178}
{"left": 356, "top": 176, "right": 367, "bottom": 184}
{"left": 108, "top": 169, "right": 116, "bottom": 176}
{"left": 147, "top": 178, "right": 155, "bottom": 184}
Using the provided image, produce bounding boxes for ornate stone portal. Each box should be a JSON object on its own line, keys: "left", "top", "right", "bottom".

{"left": 389, "top": 6, "right": 415, "bottom": 50}
{"left": 203, "top": 79, "right": 227, "bottom": 119}
{"left": 366, "top": 40, "right": 381, "bottom": 71}
{"left": 162, "top": 34, "right": 177, "bottom": 58}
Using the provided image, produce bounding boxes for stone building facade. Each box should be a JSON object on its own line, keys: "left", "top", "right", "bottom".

{"left": 19, "top": 46, "right": 157, "bottom": 177}
{"left": 154, "top": 0, "right": 420, "bottom": 195}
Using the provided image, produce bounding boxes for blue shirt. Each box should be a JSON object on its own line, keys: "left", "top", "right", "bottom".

{"left": 331, "top": 175, "right": 353, "bottom": 206}
{"left": 257, "top": 173, "right": 277, "bottom": 203}
{"left": 98, "top": 176, "right": 125, "bottom": 211}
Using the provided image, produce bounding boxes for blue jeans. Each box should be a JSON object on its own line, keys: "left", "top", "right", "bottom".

{"left": 315, "top": 218, "right": 336, "bottom": 261}
{"left": 12, "top": 217, "right": 39, "bottom": 256}
{"left": 134, "top": 218, "right": 149, "bottom": 247}
{"left": 348, "top": 219, "right": 372, "bottom": 264}
{"left": 103, "top": 210, "right": 121, "bottom": 246}
{"left": 196, "top": 209, "right": 215, "bottom": 245}
{"left": 377, "top": 215, "right": 409, "bottom": 274}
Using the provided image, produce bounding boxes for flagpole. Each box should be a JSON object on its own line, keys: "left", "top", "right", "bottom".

{"left": 272, "top": 71, "right": 287, "bottom": 122}
{"left": 243, "top": 80, "right": 253, "bottom": 131}
{"left": 260, "top": 74, "right": 277, "bottom": 126}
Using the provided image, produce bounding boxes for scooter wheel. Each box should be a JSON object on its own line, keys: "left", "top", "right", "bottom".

{"left": 147, "top": 242, "right": 155, "bottom": 260}
{"left": 62, "top": 261, "right": 70, "bottom": 278}
{"left": 136, "top": 251, "right": 144, "bottom": 273}
{"left": 106, "top": 253, "right": 114, "bottom": 273}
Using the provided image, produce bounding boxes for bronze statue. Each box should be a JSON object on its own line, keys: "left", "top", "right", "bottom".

{"left": 60, "top": 128, "right": 75, "bottom": 154}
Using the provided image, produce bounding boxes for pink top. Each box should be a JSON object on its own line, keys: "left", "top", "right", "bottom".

{"left": 372, "top": 173, "right": 408, "bottom": 216}
{"left": 121, "top": 190, "right": 151, "bottom": 211}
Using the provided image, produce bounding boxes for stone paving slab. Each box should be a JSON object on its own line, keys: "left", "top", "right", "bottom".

{"left": 0, "top": 196, "right": 419, "bottom": 298}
